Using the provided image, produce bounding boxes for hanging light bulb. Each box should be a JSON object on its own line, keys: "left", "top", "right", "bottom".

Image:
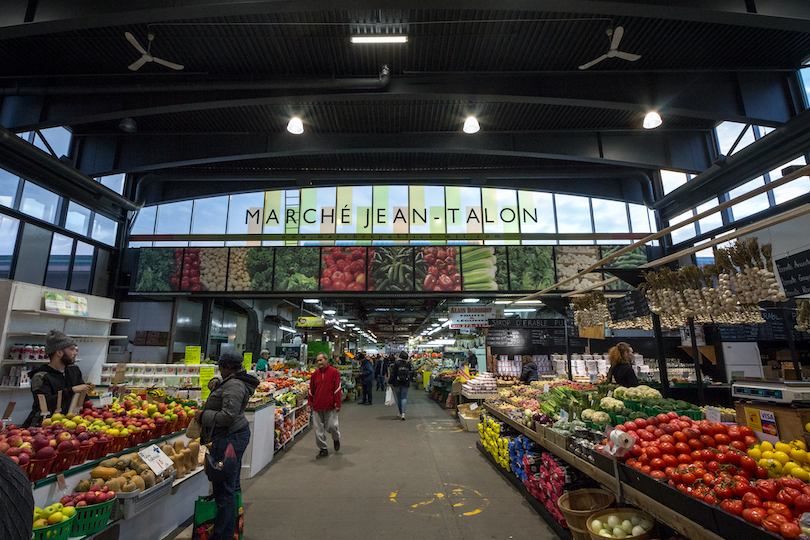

{"left": 287, "top": 117, "right": 304, "bottom": 134}
{"left": 643, "top": 112, "right": 662, "bottom": 129}
{"left": 462, "top": 116, "right": 480, "bottom": 134}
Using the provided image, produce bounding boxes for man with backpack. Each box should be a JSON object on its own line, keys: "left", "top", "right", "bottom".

{"left": 387, "top": 351, "right": 412, "bottom": 421}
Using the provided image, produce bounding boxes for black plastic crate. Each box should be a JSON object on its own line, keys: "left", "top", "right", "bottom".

{"left": 618, "top": 463, "right": 664, "bottom": 503}
{"left": 656, "top": 480, "right": 719, "bottom": 534}
{"left": 590, "top": 449, "right": 616, "bottom": 475}
{"left": 713, "top": 506, "right": 783, "bottom": 540}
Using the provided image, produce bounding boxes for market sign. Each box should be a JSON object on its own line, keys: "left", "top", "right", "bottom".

{"left": 775, "top": 248, "right": 810, "bottom": 297}
{"left": 297, "top": 316, "right": 324, "bottom": 328}
{"left": 449, "top": 305, "right": 502, "bottom": 329}
{"left": 606, "top": 290, "right": 650, "bottom": 323}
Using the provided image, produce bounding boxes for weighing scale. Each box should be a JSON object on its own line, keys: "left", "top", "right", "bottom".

{"left": 732, "top": 378, "right": 810, "bottom": 404}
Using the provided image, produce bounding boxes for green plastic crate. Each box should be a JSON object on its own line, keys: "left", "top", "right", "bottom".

{"left": 614, "top": 415, "right": 626, "bottom": 426}
{"left": 678, "top": 410, "right": 703, "bottom": 421}
{"left": 623, "top": 401, "right": 642, "bottom": 411}
{"left": 71, "top": 497, "right": 115, "bottom": 537}
{"left": 33, "top": 514, "right": 75, "bottom": 540}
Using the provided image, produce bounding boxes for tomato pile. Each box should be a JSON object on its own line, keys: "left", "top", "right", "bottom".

{"left": 320, "top": 247, "right": 372, "bottom": 291}
{"left": 418, "top": 246, "right": 460, "bottom": 291}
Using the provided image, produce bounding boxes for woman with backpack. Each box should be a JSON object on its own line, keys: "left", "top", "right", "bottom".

{"left": 388, "top": 351, "right": 412, "bottom": 420}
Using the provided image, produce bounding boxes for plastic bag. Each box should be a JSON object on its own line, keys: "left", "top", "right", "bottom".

{"left": 385, "top": 387, "right": 395, "bottom": 406}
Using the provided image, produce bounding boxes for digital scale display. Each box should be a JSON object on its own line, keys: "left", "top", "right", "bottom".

{"left": 734, "top": 387, "right": 784, "bottom": 400}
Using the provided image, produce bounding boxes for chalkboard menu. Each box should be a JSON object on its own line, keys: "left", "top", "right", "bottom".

{"left": 607, "top": 290, "right": 651, "bottom": 323}
{"left": 775, "top": 248, "right": 810, "bottom": 298}
{"left": 717, "top": 309, "right": 810, "bottom": 342}
{"left": 486, "top": 318, "right": 588, "bottom": 350}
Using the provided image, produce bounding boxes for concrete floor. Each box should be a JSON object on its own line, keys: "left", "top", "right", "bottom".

{"left": 239, "top": 386, "right": 561, "bottom": 540}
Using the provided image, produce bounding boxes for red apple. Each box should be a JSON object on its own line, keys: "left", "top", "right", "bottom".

{"left": 17, "top": 452, "right": 30, "bottom": 466}
{"left": 6, "top": 447, "right": 22, "bottom": 457}
{"left": 0, "top": 441, "right": 9, "bottom": 453}
{"left": 9, "top": 455, "right": 18, "bottom": 464}
{"left": 56, "top": 432, "right": 72, "bottom": 444}
{"left": 56, "top": 440, "right": 75, "bottom": 453}
{"left": 6, "top": 434, "right": 22, "bottom": 447}
{"left": 74, "top": 425, "right": 86, "bottom": 434}
{"left": 32, "top": 435, "right": 50, "bottom": 452}
{"left": 76, "top": 500, "right": 87, "bottom": 507}
{"left": 35, "top": 446, "right": 56, "bottom": 460}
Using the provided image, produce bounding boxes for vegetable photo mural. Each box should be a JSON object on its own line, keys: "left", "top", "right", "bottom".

{"left": 416, "top": 246, "right": 460, "bottom": 291}
{"left": 320, "top": 247, "right": 370, "bottom": 291}
{"left": 460, "top": 246, "right": 508, "bottom": 291}
{"left": 369, "top": 246, "right": 414, "bottom": 292}
{"left": 274, "top": 247, "right": 320, "bottom": 291}
{"left": 507, "top": 246, "right": 554, "bottom": 292}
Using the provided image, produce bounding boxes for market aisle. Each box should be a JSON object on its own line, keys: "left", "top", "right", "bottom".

{"left": 240, "top": 387, "right": 560, "bottom": 540}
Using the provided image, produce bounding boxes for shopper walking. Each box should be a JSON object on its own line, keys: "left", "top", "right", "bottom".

{"left": 388, "top": 351, "right": 412, "bottom": 420}
{"left": 308, "top": 352, "right": 342, "bottom": 458}
{"left": 23, "top": 330, "right": 90, "bottom": 428}
{"left": 519, "top": 355, "right": 540, "bottom": 383}
{"left": 199, "top": 351, "right": 259, "bottom": 540}
{"left": 357, "top": 352, "right": 374, "bottom": 405}
{"left": 374, "top": 353, "right": 387, "bottom": 391}
{"left": 607, "top": 342, "right": 639, "bottom": 387}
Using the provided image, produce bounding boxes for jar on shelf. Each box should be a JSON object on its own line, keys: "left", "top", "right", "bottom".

{"left": 23, "top": 344, "right": 34, "bottom": 360}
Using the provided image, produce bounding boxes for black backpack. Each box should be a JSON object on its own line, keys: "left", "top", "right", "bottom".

{"left": 396, "top": 361, "right": 411, "bottom": 384}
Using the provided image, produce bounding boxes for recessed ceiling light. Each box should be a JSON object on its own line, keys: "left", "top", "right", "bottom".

{"left": 643, "top": 112, "right": 662, "bottom": 129}
{"left": 438, "top": 317, "right": 449, "bottom": 322}
{"left": 287, "top": 117, "right": 304, "bottom": 134}
{"left": 462, "top": 298, "right": 480, "bottom": 303}
{"left": 323, "top": 309, "right": 336, "bottom": 315}
{"left": 351, "top": 35, "right": 407, "bottom": 44}
{"left": 462, "top": 116, "right": 480, "bottom": 134}
{"left": 338, "top": 319, "right": 348, "bottom": 322}
{"left": 303, "top": 299, "right": 319, "bottom": 304}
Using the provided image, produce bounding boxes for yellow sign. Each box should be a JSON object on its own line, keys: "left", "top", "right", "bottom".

{"left": 745, "top": 407, "right": 763, "bottom": 433}
{"left": 297, "top": 316, "right": 324, "bottom": 328}
{"left": 243, "top": 352, "right": 252, "bottom": 371}
{"left": 200, "top": 367, "right": 216, "bottom": 400}
{"left": 184, "top": 346, "right": 201, "bottom": 365}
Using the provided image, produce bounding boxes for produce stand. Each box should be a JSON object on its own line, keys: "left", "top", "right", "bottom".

{"left": 482, "top": 403, "right": 727, "bottom": 540}
{"left": 240, "top": 402, "right": 275, "bottom": 479}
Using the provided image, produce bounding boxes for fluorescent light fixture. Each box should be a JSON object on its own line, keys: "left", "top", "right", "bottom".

{"left": 643, "top": 112, "right": 662, "bottom": 129}
{"left": 338, "top": 319, "right": 348, "bottom": 323}
{"left": 346, "top": 323, "right": 355, "bottom": 327}
{"left": 438, "top": 317, "right": 449, "bottom": 322}
{"left": 462, "top": 116, "right": 480, "bottom": 134}
{"left": 279, "top": 326, "right": 296, "bottom": 333}
{"left": 427, "top": 339, "right": 455, "bottom": 346}
{"left": 431, "top": 323, "right": 440, "bottom": 327}
{"left": 428, "top": 326, "right": 443, "bottom": 335}
{"left": 504, "top": 308, "right": 537, "bottom": 313}
{"left": 515, "top": 300, "right": 544, "bottom": 305}
{"left": 462, "top": 298, "right": 480, "bottom": 303}
{"left": 332, "top": 325, "right": 344, "bottom": 331}
{"left": 441, "top": 320, "right": 452, "bottom": 327}
{"left": 323, "top": 309, "right": 336, "bottom": 315}
{"left": 351, "top": 35, "right": 408, "bottom": 44}
{"left": 287, "top": 117, "right": 304, "bottom": 134}
{"left": 303, "top": 299, "right": 319, "bottom": 304}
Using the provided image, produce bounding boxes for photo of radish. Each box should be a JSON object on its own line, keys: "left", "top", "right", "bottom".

{"left": 320, "top": 247, "right": 370, "bottom": 292}
{"left": 415, "top": 246, "right": 460, "bottom": 292}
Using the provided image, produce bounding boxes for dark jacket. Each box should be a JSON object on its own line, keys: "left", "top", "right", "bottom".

{"left": 388, "top": 359, "right": 412, "bottom": 387}
{"left": 373, "top": 357, "right": 386, "bottom": 377}
{"left": 609, "top": 362, "right": 639, "bottom": 387}
{"left": 200, "top": 370, "right": 259, "bottom": 442}
{"left": 23, "top": 364, "right": 84, "bottom": 427}
{"left": 360, "top": 358, "right": 374, "bottom": 382}
{"left": 519, "top": 362, "right": 540, "bottom": 383}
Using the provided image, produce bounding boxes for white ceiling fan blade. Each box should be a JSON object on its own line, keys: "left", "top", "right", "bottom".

{"left": 578, "top": 54, "right": 608, "bottom": 70}
{"left": 125, "top": 32, "right": 148, "bottom": 55}
{"left": 127, "top": 56, "right": 148, "bottom": 71}
{"left": 153, "top": 57, "right": 184, "bottom": 70}
{"left": 614, "top": 51, "right": 641, "bottom": 62}
{"left": 610, "top": 26, "right": 625, "bottom": 51}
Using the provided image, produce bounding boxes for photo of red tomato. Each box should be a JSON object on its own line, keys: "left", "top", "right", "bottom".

{"left": 320, "top": 247, "right": 371, "bottom": 292}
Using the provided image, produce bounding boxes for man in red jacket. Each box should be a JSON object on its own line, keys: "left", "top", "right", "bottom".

{"left": 308, "top": 352, "right": 342, "bottom": 459}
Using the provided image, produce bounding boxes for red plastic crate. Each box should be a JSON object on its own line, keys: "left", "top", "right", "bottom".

{"left": 74, "top": 443, "right": 94, "bottom": 465}
{"left": 109, "top": 435, "right": 130, "bottom": 454}
{"left": 25, "top": 456, "right": 55, "bottom": 481}
{"left": 51, "top": 450, "right": 78, "bottom": 473}
{"left": 88, "top": 439, "right": 111, "bottom": 460}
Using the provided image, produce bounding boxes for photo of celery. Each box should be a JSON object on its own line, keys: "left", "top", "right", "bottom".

{"left": 460, "top": 246, "right": 508, "bottom": 291}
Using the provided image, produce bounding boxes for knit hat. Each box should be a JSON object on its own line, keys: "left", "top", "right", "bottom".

{"left": 45, "top": 329, "right": 76, "bottom": 356}
{"left": 218, "top": 351, "right": 244, "bottom": 368}
{"left": 398, "top": 351, "right": 409, "bottom": 360}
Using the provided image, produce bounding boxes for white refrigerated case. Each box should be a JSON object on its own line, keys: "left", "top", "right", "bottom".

{"left": 722, "top": 342, "right": 763, "bottom": 380}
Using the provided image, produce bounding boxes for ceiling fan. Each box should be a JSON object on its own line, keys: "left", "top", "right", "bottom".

{"left": 124, "top": 32, "right": 184, "bottom": 71}
{"left": 578, "top": 26, "right": 641, "bottom": 70}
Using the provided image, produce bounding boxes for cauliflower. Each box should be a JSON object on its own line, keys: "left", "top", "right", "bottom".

{"left": 613, "top": 386, "right": 628, "bottom": 400}
{"left": 581, "top": 409, "right": 596, "bottom": 422}
{"left": 625, "top": 385, "right": 662, "bottom": 401}
{"left": 600, "top": 397, "right": 625, "bottom": 413}
{"left": 592, "top": 411, "right": 611, "bottom": 425}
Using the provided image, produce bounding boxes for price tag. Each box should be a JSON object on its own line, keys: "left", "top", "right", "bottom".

{"left": 185, "top": 346, "right": 202, "bottom": 365}
{"left": 243, "top": 353, "right": 252, "bottom": 371}
{"left": 138, "top": 444, "right": 174, "bottom": 475}
{"left": 607, "top": 390, "right": 614, "bottom": 398}
{"left": 543, "top": 384, "right": 550, "bottom": 393}
{"left": 469, "top": 403, "right": 478, "bottom": 411}
{"left": 589, "top": 374, "right": 598, "bottom": 383}
{"left": 98, "top": 392, "right": 113, "bottom": 407}
{"left": 706, "top": 406, "right": 721, "bottom": 424}
{"left": 200, "top": 367, "right": 216, "bottom": 400}
{"left": 560, "top": 410, "right": 570, "bottom": 422}
{"left": 114, "top": 363, "right": 127, "bottom": 384}
{"left": 56, "top": 474, "right": 67, "bottom": 492}
{"left": 2, "top": 401, "right": 15, "bottom": 421}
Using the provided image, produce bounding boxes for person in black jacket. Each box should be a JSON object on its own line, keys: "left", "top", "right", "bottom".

{"left": 388, "top": 351, "right": 412, "bottom": 420}
{"left": 374, "top": 354, "right": 387, "bottom": 391}
{"left": 357, "top": 352, "right": 374, "bottom": 405}
{"left": 519, "top": 355, "right": 540, "bottom": 383}
{"left": 23, "top": 330, "right": 90, "bottom": 428}
{"left": 606, "top": 342, "right": 639, "bottom": 387}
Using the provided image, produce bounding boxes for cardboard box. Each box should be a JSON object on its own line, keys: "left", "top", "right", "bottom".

{"left": 452, "top": 380, "right": 462, "bottom": 395}
{"left": 457, "top": 403, "right": 481, "bottom": 417}
{"left": 762, "top": 366, "right": 781, "bottom": 378}
{"left": 458, "top": 414, "right": 479, "bottom": 432}
{"left": 734, "top": 401, "right": 810, "bottom": 447}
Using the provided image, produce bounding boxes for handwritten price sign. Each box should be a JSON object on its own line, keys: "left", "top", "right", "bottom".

{"left": 138, "top": 444, "right": 173, "bottom": 475}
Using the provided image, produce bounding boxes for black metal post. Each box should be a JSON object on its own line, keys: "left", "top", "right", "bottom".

{"left": 688, "top": 317, "right": 706, "bottom": 406}
{"left": 652, "top": 313, "right": 670, "bottom": 398}
{"left": 781, "top": 307, "right": 803, "bottom": 381}
{"left": 199, "top": 298, "right": 214, "bottom": 358}
{"left": 564, "top": 317, "right": 572, "bottom": 380}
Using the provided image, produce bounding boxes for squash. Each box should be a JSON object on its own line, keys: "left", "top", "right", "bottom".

{"left": 76, "top": 479, "right": 91, "bottom": 492}
{"left": 132, "top": 475, "right": 146, "bottom": 491}
{"left": 121, "top": 479, "right": 138, "bottom": 493}
{"left": 187, "top": 441, "right": 200, "bottom": 470}
{"left": 99, "top": 458, "right": 119, "bottom": 469}
{"left": 140, "top": 470, "right": 156, "bottom": 489}
{"left": 92, "top": 478, "right": 105, "bottom": 487}
{"left": 161, "top": 444, "right": 175, "bottom": 457}
{"left": 171, "top": 454, "right": 186, "bottom": 479}
{"left": 122, "top": 470, "right": 137, "bottom": 478}
{"left": 181, "top": 448, "right": 195, "bottom": 473}
{"left": 104, "top": 477, "right": 124, "bottom": 492}
{"left": 90, "top": 467, "right": 119, "bottom": 480}
{"left": 174, "top": 440, "right": 185, "bottom": 454}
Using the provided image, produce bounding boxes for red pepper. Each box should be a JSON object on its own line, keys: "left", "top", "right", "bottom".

{"left": 755, "top": 479, "right": 778, "bottom": 501}
{"left": 777, "top": 478, "right": 805, "bottom": 490}
{"left": 794, "top": 494, "right": 810, "bottom": 512}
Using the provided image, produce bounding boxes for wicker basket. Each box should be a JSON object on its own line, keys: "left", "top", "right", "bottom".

{"left": 586, "top": 507, "right": 656, "bottom": 540}
{"left": 558, "top": 489, "right": 616, "bottom": 540}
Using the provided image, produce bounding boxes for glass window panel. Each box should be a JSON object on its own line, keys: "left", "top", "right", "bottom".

{"left": 0, "top": 168, "right": 19, "bottom": 209}
{"left": 769, "top": 156, "right": 810, "bottom": 205}
{"left": 661, "top": 170, "right": 688, "bottom": 195}
{"left": 153, "top": 240, "right": 188, "bottom": 247}
{"left": 408, "top": 186, "right": 445, "bottom": 235}
{"left": 97, "top": 173, "right": 125, "bottom": 195}
{"left": 191, "top": 196, "right": 229, "bottom": 235}
{"left": 517, "top": 190, "right": 555, "bottom": 233}
{"left": 128, "top": 241, "right": 152, "bottom": 248}
{"left": 132, "top": 206, "right": 157, "bottom": 236}
{"left": 696, "top": 199, "right": 723, "bottom": 234}
{"left": 91, "top": 214, "right": 118, "bottom": 246}
{"left": 71, "top": 241, "right": 94, "bottom": 293}
{"left": 44, "top": 233, "right": 73, "bottom": 289}
{"left": 16, "top": 132, "right": 31, "bottom": 141}
{"left": 156, "top": 200, "right": 192, "bottom": 235}
{"left": 92, "top": 249, "right": 110, "bottom": 296}
{"left": 716, "top": 121, "right": 755, "bottom": 155}
{"left": 34, "top": 127, "right": 72, "bottom": 157}
{"left": 729, "top": 178, "right": 770, "bottom": 220}
{"left": 14, "top": 223, "right": 51, "bottom": 285}
{"left": 19, "top": 181, "right": 60, "bottom": 224}
{"left": 0, "top": 215, "right": 20, "bottom": 278}
{"left": 555, "top": 194, "right": 592, "bottom": 233}
{"left": 800, "top": 68, "right": 810, "bottom": 106}
{"left": 65, "top": 201, "right": 91, "bottom": 235}
{"left": 592, "top": 199, "right": 629, "bottom": 233}
{"left": 669, "top": 211, "right": 696, "bottom": 244}
{"left": 226, "top": 191, "right": 265, "bottom": 245}
{"left": 629, "top": 203, "right": 651, "bottom": 234}
{"left": 695, "top": 247, "right": 715, "bottom": 267}
{"left": 758, "top": 125, "right": 776, "bottom": 137}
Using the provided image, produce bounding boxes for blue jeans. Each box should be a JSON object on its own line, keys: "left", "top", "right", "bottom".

{"left": 376, "top": 374, "right": 385, "bottom": 390}
{"left": 394, "top": 385, "right": 409, "bottom": 414}
{"left": 361, "top": 379, "right": 373, "bottom": 403}
{"left": 210, "top": 426, "right": 250, "bottom": 540}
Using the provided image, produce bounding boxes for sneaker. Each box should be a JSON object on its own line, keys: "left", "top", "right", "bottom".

{"left": 363, "top": 402, "right": 372, "bottom": 406}
{"left": 334, "top": 439, "right": 340, "bottom": 452}
{"left": 316, "top": 449, "right": 328, "bottom": 459}
{"left": 401, "top": 414, "right": 405, "bottom": 421}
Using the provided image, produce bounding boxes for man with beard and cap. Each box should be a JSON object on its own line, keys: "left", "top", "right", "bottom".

{"left": 23, "top": 330, "right": 90, "bottom": 427}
